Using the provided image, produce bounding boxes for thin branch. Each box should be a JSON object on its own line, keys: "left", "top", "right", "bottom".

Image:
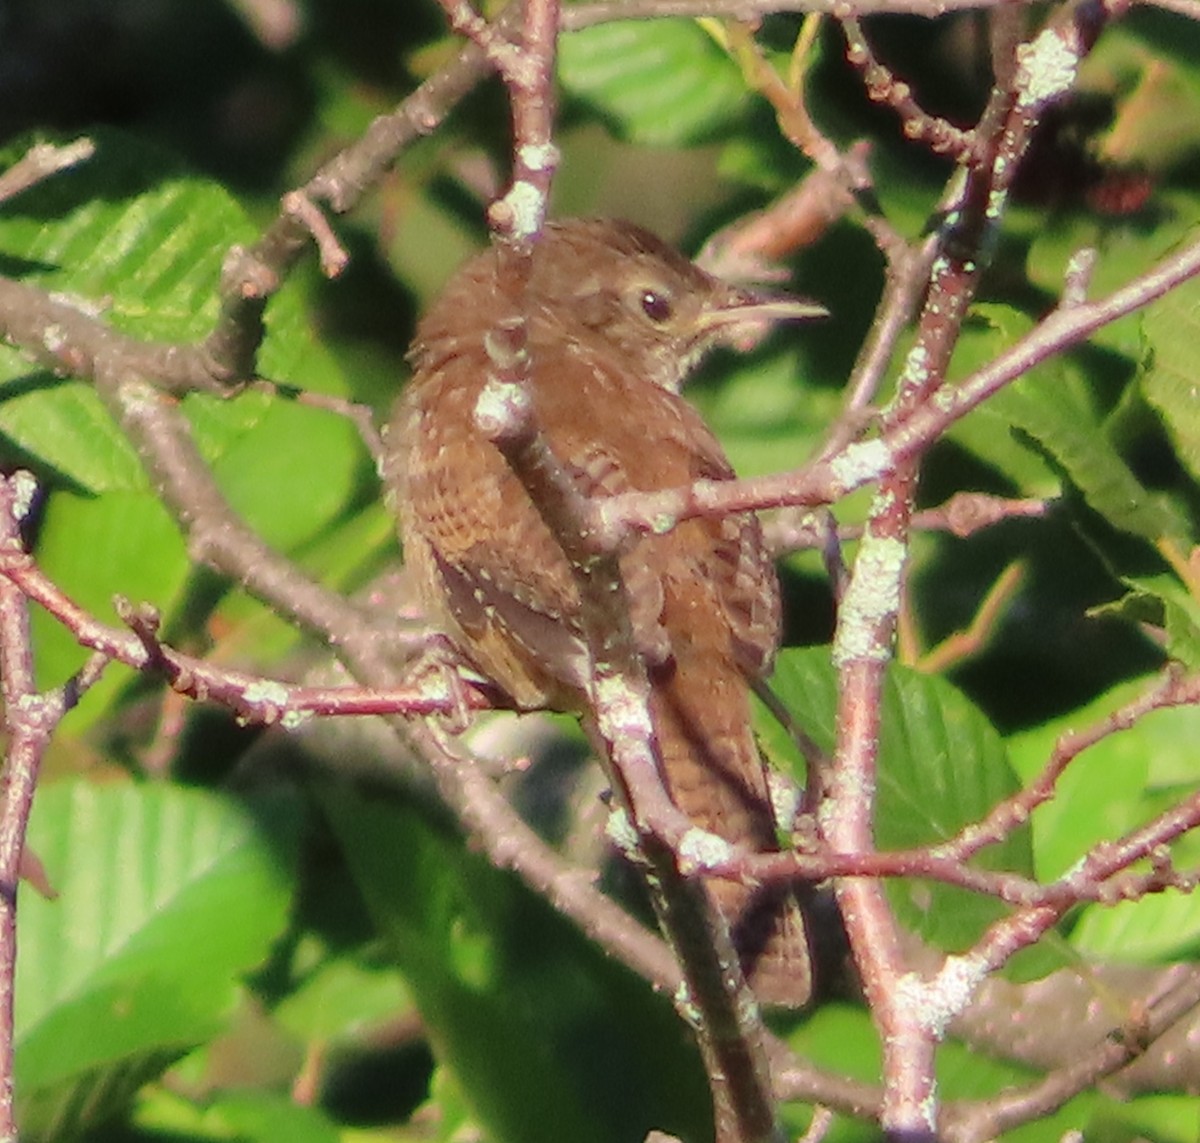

{"left": 419, "top": 722, "right": 682, "bottom": 989}
{"left": 935, "top": 667, "right": 1200, "bottom": 864}
{"left": 0, "top": 473, "right": 107, "bottom": 1143}
{"left": 765, "top": 495, "right": 1050, "bottom": 558}
{"left": 841, "top": 18, "right": 976, "bottom": 159}
{"left": 0, "top": 548, "right": 503, "bottom": 722}
{"left": 716, "top": 21, "right": 907, "bottom": 267}
{"left": 20, "top": 490, "right": 1185, "bottom": 914}
{"left": 561, "top": 0, "right": 1057, "bottom": 26}
{"left": 950, "top": 960, "right": 1200, "bottom": 1098}
{"left": 280, "top": 190, "right": 350, "bottom": 278}
{"left": 0, "top": 277, "right": 233, "bottom": 395}
{"left": 697, "top": 158, "right": 863, "bottom": 284}
{"left": 950, "top": 785, "right": 1200, "bottom": 1002}
{"left": 0, "top": 475, "right": 38, "bottom": 1143}
{"left": 202, "top": 3, "right": 523, "bottom": 382}
{"left": 942, "top": 971, "right": 1200, "bottom": 1143}
{"left": 94, "top": 369, "right": 385, "bottom": 653}
{"left": 912, "top": 494, "right": 1050, "bottom": 538}
{"left": 0, "top": 137, "right": 95, "bottom": 206}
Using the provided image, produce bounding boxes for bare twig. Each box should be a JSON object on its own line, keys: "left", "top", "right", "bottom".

{"left": 765, "top": 494, "right": 1049, "bottom": 556}
{"left": 0, "top": 473, "right": 107, "bottom": 1143}
{"left": 281, "top": 190, "right": 350, "bottom": 278}
{"left": 841, "top": 18, "right": 976, "bottom": 159}
{"left": 0, "top": 547, "right": 503, "bottom": 722}
{"left": 202, "top": 3, "right": 523, "bottom": 383}
{"left": 561, "top": 0, "right": 1057, "bottom": 26}
{"left": 941, "top": 970, "right": 1200, "bottom": 1143}
{"left": 951, "top": 960, "right": 1200, "bottom": 1098}
{"left": 934, "top": 668, "right": 1200, "bottom": 864}
{"left": 697, "top": 160, "right": 862, "bottom": 284}
{"left": 0, "top": 137, "right": 95, "bottom": 206}
{"left": 0, "top": 277, "right": 233, "bottom": 395}
{"left": 717, "top": 21, "right": 907, "bottom": 268}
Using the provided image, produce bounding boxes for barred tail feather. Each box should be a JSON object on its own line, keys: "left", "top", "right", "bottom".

{"left": 650, "top": 662, "right": 813, "bottom": 1009}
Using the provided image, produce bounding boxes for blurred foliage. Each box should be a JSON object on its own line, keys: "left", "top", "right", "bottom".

{"left": 3, "top": 0, "right": 1200, "bottom": 1141}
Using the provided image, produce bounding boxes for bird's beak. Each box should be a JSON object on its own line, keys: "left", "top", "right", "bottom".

{"left": 698, "top": 287, "right": 828, "bottom": 351}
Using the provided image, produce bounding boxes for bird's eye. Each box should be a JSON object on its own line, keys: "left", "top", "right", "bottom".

{"left": 639, "top": 288, "right": 673, "bottom": 323}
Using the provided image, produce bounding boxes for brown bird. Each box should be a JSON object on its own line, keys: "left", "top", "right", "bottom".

{"left": 386, "top": 218, "right": 824, "bottom": 1007}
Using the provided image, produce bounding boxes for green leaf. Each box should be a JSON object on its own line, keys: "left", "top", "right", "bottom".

{"left": 0, "top": 131, "right": 254, "bottom": 492}
{"left": 132, "top": 1086, "right": 344, "bottom": 1143}
{"left": 274, "top": 953, "right": 414, "bottom": 1044}
{"left": 759, "top": 648, "right": 1035, "bottom": 957}
{"left": 206, "top": 397, "right": 365, "bottom": 553}
{"left": 321, "top": 784, "right": 710, "bottom": 1143}
{"left": 204, "top": 1091, "right": 342, "bottom": 1143}
{"left": 0, "top": 382, "right": 148, "bottom": 493}
{"left": 0, "top": 147, "right": 240, "bottom": 343}
{"left": 1139, "top": 238, "right": 1200, "bottom": 482}
{"left": 947, "top": 301, "right": 1188, "bottom": 551}
{"left": 1071, "top": 889, "right": 1200, "bottom": 962}
{"left": 992, "top": 363, "right": 1184, "bottom": 547}
{"left": 1095, "top": 572, "right": 1200, "bottom": 670}
{"left": 16, "top": 781, "right": 300, "bottom": 1141}
{"left": 558, "top": 20, "right": 747, "bottom": 145}
{"left": 1121, "top": 689, "right": 1200, "bottom": 789}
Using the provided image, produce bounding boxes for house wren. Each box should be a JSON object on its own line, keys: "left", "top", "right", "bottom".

{"left": 386, "top": 218, "right": 824, "bottom": 1007}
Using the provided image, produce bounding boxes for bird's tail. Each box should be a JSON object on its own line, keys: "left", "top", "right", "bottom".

{"left": 649, "top": 658, "right": 813, "bottom": 1009}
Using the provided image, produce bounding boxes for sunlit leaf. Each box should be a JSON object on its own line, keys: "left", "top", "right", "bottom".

{"left": 559, "top": 20, "right": 747, "bottom": 145}
{"left": 1093, "top": 573, "right": 1200, "bottom": 671}
{"left": 16, "top": 781, "right": 300, "bottom": 1141}
{"left": 1139, "top": 237, "right": 1200, "bottom": 483}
